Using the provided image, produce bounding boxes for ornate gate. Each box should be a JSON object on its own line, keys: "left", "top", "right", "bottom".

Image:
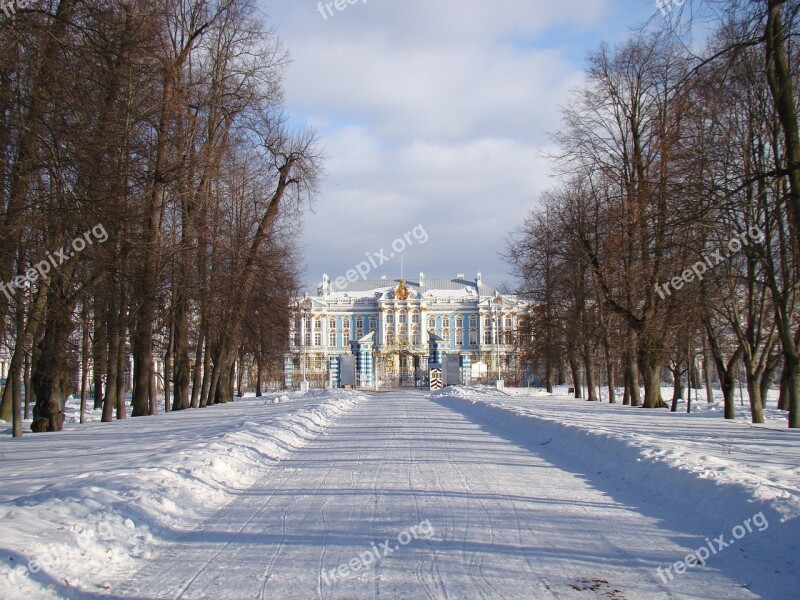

{"left": 377, "top": 352, "right": 425, "bottom": 387}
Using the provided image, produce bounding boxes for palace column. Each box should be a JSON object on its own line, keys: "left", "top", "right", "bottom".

{"left": 478, "top": 310, "right": 485, "bottom": 361}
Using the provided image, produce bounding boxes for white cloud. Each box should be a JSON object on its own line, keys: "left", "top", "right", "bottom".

{"left": 263, "top": 0, "right": 649, "bottom": 290}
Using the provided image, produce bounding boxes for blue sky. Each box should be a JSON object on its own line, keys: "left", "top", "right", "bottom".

{"left": 261, "top": 0, "right": 661, "bottom": 292}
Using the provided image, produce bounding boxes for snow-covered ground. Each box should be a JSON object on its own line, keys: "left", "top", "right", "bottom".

{"left": 0, "top": 390, "right": 365, "bottom": 599}
{"left": 0, "top": 385, "right": 797, "bottom": 599}
{"left": 433, "top": 385, "right": 800, "bottom": 598}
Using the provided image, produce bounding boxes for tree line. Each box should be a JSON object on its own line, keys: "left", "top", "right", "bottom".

{"left": 0, "top": 0, "right": 318, "bottom": 437}
{"left": 508, "top": 1, "right": 800, "bottom": 427}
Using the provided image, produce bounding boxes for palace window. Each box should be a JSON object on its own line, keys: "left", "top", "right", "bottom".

{"left": 456, "top": 328, "right": 463, "bottom": 346}
{"left": 455, "top": 316, "right": 463, "bottom": 328}
{"left": 485, "top": 329, "right": 492, "bottom": 344}
{"left": 442, "top": 316, "right": 450, "bottom": 328}
{"left": 329, "top": 318, "right": 336, "bottom": 329}
{"left": 329, "top": 331, "right": 336, "bottom": 347}
{"left": 356, "top": 328, "right": 364, "bottom": 340}
{"left": 505, "top": 317, "right": 512, "bottom": 329}
{"left": 412, "top": 326, "right": 421, "bottom": 346}
{"left": 399, "top": 311, "right": 407, "bottom": 324}
{"left": 369, "top": 316, "right": 377, "bottom": 330}
{"left": 443, "top": 327, "right": 451, "bottom": 341}
{"left": 412, "top": 311, "right": 420, "bottom": 324}
{"left": 469, "top": 329, "right": 477, "bottom": 346}
{"left": 356, "top": 316, "right": 364, "bottom": 329}
{"left": 314, "top": 332, "right": 322, "bottom": 346}
{"left": 343, "top": 317, "right": 351, "bottom": 328}
{"left": 314, "top": 319, "right": 321, "bottom": 329}
{"left": 469, "top": 315, "right": 478, "bottom": 328}
{"left": 343, "top": 328, "right": 350, "bottom": 343}
{"left": 428, "top": 317, "right": 435, "bottom": 330}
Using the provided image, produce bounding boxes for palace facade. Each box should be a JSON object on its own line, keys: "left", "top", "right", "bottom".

{"left": 285, "top": 272, "right": 526, "bottom": 389}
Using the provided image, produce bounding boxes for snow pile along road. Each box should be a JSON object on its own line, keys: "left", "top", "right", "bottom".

{"left": 433, "top": 386, "right": 800, "bottom": 520}
{"left": 0, "top": 390, "right": 365, "bottom": 600}
{"left": 432, "top": 386, "right": 800, "bottom": 598}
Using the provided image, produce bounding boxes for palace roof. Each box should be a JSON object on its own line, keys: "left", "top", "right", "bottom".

{"left": 314, "top": 275, "right": 500, "bottom": 300}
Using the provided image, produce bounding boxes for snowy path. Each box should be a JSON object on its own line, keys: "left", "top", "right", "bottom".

{"left": 108, "top": 391, "right": 761, "bottom": 600}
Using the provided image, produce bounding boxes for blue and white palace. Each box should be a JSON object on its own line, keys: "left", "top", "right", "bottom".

{"left": 286, "top": 272, "right": 527, "bottom": 389}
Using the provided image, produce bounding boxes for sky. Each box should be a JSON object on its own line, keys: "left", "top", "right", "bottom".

{"left": 261, "top": 0, "right": 660, "bottom": 293}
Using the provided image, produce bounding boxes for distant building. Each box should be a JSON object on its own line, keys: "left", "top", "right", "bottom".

{"left": 286, "top": 272, "right": 526, "bottom": 389}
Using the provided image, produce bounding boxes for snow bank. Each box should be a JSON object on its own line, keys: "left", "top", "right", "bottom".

{"left": 433, "top": 386, "right": 800, "bottom": 598}
{"left": 0, "top": 389, "right": 365, "bottom": 599}
{"left": 433, "top": 386, "right": 800, "bottom": 521}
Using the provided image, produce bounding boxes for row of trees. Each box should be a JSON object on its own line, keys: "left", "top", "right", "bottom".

{"left": 508, "top": 1, "right": 800, "bottom": 427}
{"left": 0, "top": 0, "right": 316, "bottom": 437}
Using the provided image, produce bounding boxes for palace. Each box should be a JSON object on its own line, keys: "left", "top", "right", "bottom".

{"left": 285, "top": 272, "right": 527, "bottom": 389}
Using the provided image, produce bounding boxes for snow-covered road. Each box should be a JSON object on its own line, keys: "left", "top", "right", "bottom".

{"left": 110, "top": 391, "right": 764, "bottom": 600}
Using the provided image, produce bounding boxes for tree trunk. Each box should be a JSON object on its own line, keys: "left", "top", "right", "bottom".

{"left": 641, "top": 359, "right": 664, "bottom": 409}
{"left": 583, "top": 349, "right": 598, "bottom": 401}
{"left": 255, "top": 354, "right": 263, "bottom": 397}
{"left": 766, "top": 0, "right": 800, "bottom": 260}
{"left": 760, "top": 354, "right": 779, "bottom": 409}
{"left": 719, "top": 357, "right": 741, "bottom": 420}
{"left": 568, "top": 350, "right": 582, "bottom": 398}
{"left": 778, "top": 366, "right": 790, "bottom": 411}
{"left": 690, "top": 361, "right": 702, "bottom": 390}
{"left": 102, "top": 291, "right": 120, "bottom": 423}
{"left": 172, "top": 291, "right": 191, "bottom": 410}
{"left": 604, "top": 340, "right": 616, "bottom": 404}
{"left": 545, "top": 360, "right": 554, "bottom": 393}
{"left": 23, "top": 352, "right": 31, "bottom": 420}
{"left": 703, "top": 336, "right": 715, "bottom": 404}
{"left": 31, "top": 286, "right": 75, "bottom": 433}
{"left": 783, "top": 349, "right": 800, "bottom": 428}
{"left": 746, "top": 376, "right": 766, "bottom": 424}
{"left": 149, "top": 359, "right": 158, "bottom": 416}
{"left": 190, "top": 327, "right": 204, "bottom": 408}
{"left": 230, "top": 360, "right": 237, "bottom": 401}
{"left": 115, "top": 318, "right": 127, "bottom": 421}
{"left": 626, "top": 334, "right": 641, "bottom": 406}
{"left": 11, "top": 345, "right": 22, "bottom": 438}
{"left": 199, "top": 339, "right": 213, "bottom": 408}
{"left": 236, "top": 351, "right": 245, "bottom": 398}
{"left": 671, "top": 362, "right": 684, "bottom": 406}
{"left": 163, "top": 318, "right": 174, "bottom": 413}
{"left": 131, "top": 320, "right": 153, "bottom": 416}
{"left": 80, "top": 302, "right": 89, "bottom": 424}
{"left": 92, "top": 296, "right": 107, "bottom": 410}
